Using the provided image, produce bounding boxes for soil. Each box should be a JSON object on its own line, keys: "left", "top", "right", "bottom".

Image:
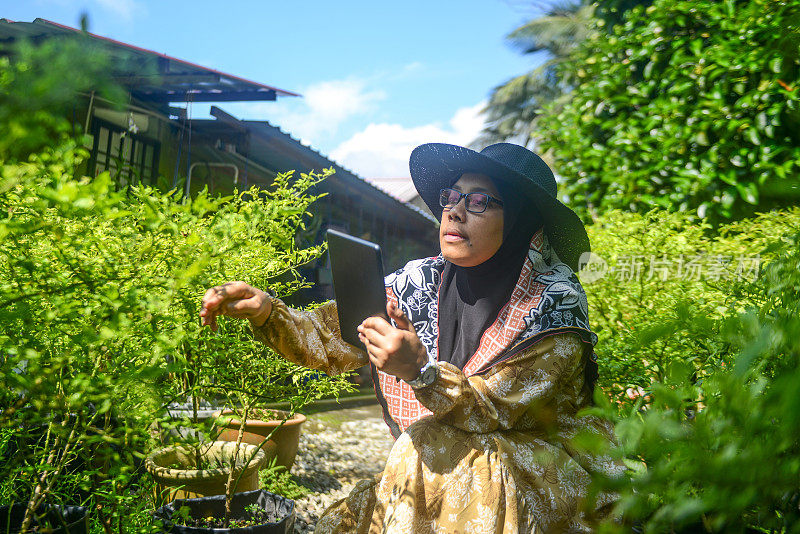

{"left": 175, "top": 506, "right": 282, "bottom": 528}
{"left": 247, "top": 409, "right": 283, "bottom": 421}
{"left": 166, "top": 460, "right": 221, "bottom": 470}
{"left": 166, "top": 457, "right": 246, "bottom": 470}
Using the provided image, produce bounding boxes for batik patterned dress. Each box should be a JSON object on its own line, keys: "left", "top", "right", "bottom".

{"left": 252, "top": 229, "right": 624, "bottom": 533}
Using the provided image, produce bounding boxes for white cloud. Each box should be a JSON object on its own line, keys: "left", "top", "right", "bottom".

{"left": 224, "top": 78, "right": 385, "bottom": 146}
{"left": 101, "top": 0, "right": 143, "bottom": 20}
{"left": 329, "top": 101, "right": 486, "bottom": 178}
{"left": 398, "top": 62, "right": 424, "bottom": 76}
{"left": 306, "top": 80, "right": 384, "bottom": 124}
{"left": 95, "top": 0, "right": 140, "bottom": 19}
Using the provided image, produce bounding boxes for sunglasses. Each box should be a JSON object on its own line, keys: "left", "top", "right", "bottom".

{"left": 439, "top": 187, "right": 504, "bottom": 214}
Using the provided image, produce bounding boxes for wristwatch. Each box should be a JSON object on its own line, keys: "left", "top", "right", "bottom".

{"left": 406, "top": 360, "right": 439, "bottom": 389}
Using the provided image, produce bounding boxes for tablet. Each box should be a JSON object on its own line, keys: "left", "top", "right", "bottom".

{"left": 326, "top": 229, "right": 388, "bottom": 347}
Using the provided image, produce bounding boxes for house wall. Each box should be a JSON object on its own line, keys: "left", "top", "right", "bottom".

{"left": 73, "top": 96, "right": 179, "bottom": 188}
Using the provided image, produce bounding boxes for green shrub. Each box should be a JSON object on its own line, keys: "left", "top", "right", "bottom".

{"left": 258, "top": 459, "right": 311, "bottom": 501}
{"left": 581, "top": 207, "right": 800, "bottom": 403}
{"left": 0, "top": 33, "right": 354, "bottom": 528}
{"left": 0, "top": 140, "right": 350, "bottom": 528}
{"left": 576, "top": 212, "right": 800, "bottom": 532}
{"left": 538, "top": 0, "right": 800, "bottom": 224}
{"left": 0, "top": 34, "right": 124, "bottom": 162}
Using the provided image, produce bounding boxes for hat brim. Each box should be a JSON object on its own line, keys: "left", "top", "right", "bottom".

{"left": 409, "top": 143, "right": 590, "bottom": 272}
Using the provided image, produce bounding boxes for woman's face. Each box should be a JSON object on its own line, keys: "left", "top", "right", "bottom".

{"left": 439, "top": 172, "right": 504, "bottom": 267}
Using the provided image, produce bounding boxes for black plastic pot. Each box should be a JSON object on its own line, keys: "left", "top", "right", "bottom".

{"left": 0, "top": 503, "right": 88, "bottom": 534}
{"left": 153, "top": 489, "right": 295, "bottom": 534}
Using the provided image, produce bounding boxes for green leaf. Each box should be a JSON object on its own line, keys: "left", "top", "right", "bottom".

{"left": 690, "top": 39, "right": 703, "bottom": 57}
{"left": 745, "top": 128, "right": 761, "bottom": 145}
{"left": 736, "top": 182, "right": 759, "bottom": 204}
{"left": 756, "top": 112, "right": 768, "bottom": 131}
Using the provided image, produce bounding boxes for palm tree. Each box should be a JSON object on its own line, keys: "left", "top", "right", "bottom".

{"left": 475, "top": 0, "right": 655, "bottom": 149}
{"left": 474, "top": 0, "right": 596, "bottom": 149}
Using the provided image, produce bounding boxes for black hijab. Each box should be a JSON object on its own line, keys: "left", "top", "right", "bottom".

{"left": 437, "top": 178, "right": 544, "bottom": 369}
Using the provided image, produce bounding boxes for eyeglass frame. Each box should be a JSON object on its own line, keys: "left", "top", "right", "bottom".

{"left": 439, "top": 187, "right": 504, "bottom": 214}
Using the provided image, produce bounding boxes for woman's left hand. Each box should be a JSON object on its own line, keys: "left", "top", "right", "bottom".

{"left": 358, "top": 302, "right": 428, "bottom": 382}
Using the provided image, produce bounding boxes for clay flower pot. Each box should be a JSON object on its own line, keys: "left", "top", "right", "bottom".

{"left": 145, "top": 441, "right": 266, "bottom": 504}
{"left": 214, "top": 409, "right": 306, "bottom": 471}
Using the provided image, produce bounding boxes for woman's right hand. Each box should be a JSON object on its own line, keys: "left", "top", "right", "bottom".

{"left": 199, "top": 281, "right": 272, "bottom": 332}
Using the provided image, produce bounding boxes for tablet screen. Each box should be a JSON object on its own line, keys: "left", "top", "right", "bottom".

{"left": 326, "top": 229, "right": 387, "bottom": 347}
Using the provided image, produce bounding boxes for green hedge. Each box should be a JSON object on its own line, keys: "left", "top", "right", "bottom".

{"left": 576, "top": 208, "right": 800, "bottom": 531}
{"left": 582, "top": 207, "right": 800, "bottom": 399}
{"left": 0, "top": 140, "right": 350, "bottom": 527}
{"left": 538, "top": 0, "right": 800, "bottom": 224}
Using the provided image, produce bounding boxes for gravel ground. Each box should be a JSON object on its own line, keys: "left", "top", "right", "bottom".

{"left": 290, "top": 404, "right": 394, "bottom": 533}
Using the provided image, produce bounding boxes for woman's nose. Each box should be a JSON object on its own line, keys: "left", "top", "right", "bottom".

{"left": 447, "top": 200, "right": 466, "bottom": 221}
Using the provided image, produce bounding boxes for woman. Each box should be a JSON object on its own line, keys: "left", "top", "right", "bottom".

{"left": 200, "top": 143, "right": 623, "bottom": 533}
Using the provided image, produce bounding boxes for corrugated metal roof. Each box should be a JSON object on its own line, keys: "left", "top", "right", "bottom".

{"left": 0, "top": 18, "right": 299, "bottom": 103}
{"left": 365, "top": 177, "right": 420, "bottom": 203}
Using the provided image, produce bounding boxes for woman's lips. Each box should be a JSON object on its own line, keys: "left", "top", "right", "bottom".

{"left": 443, "top": 231, "right": 466, "bottom": 243}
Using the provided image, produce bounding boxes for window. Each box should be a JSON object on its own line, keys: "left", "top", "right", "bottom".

{"left": 88, "top": 118, "right": 160, "bottom": 186}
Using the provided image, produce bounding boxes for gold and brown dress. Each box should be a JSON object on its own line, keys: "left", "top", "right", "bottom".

{"left": 252, "top": 231, "right": 624, "bottom": 533}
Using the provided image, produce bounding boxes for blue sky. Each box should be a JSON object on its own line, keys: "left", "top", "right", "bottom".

{"left": 3, "top": 0, "right": 547, "bottom": 178}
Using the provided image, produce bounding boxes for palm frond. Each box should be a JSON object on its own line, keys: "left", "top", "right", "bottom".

{"left": 475, "top": 1, "right": 596, "bottom": 146}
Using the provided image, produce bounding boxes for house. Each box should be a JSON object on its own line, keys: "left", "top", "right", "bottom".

{"left": 0, "top": 18, "right": 439, "bottom": 304}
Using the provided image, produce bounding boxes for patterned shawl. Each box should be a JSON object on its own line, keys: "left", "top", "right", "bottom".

{"left": 373, "top": 227, "right": 599, "bottom": 437}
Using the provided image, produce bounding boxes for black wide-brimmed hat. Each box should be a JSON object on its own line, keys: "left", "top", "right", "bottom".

{"left": 409, "top": 142, "right": 589, "bottom": 272}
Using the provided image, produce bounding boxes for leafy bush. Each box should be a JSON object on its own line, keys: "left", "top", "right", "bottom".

{"left": 580, "top": 207, "right": 800, "bottom": 405}
{"left": 0, "top": 142, "right": 350, "bottom": 528}
{"left": 0, "top": 33, "right": 124, "bottom": 162}
{"left": 584, "top": 224, "right": 800, "bottom": 532}
{"left": 538, "top": 0, "right": 800, "bottom": 224}
{"left": 0, "top": 33, "right": 354, "bottom": 530}
{"left": 258, "top": 459, "right": 310, "bottom": 502}
{"left": 569, "top": 206, "right": 800, "bottom": 531}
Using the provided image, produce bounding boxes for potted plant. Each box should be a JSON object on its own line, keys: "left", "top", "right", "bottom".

{"left": 214, "top": 409, "right": 306, "bottom": 471}
{"left": 145, "top": 169, "right": 355, "bottom": 528}
{"left": 145, "top": 441, "right": 266, "bottom": 502}
{"left": 154, "top": 489, "right": 295, "bottom": 534}
{"left": 154, "top": 298, "right": 352, "bottom": 523}
{"left": 0, "top": 503, "right": 88, "bottom": 534}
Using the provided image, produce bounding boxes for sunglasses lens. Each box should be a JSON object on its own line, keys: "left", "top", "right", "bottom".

{"left": 466, "top": 193, "right": 489, "bottom": 213}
